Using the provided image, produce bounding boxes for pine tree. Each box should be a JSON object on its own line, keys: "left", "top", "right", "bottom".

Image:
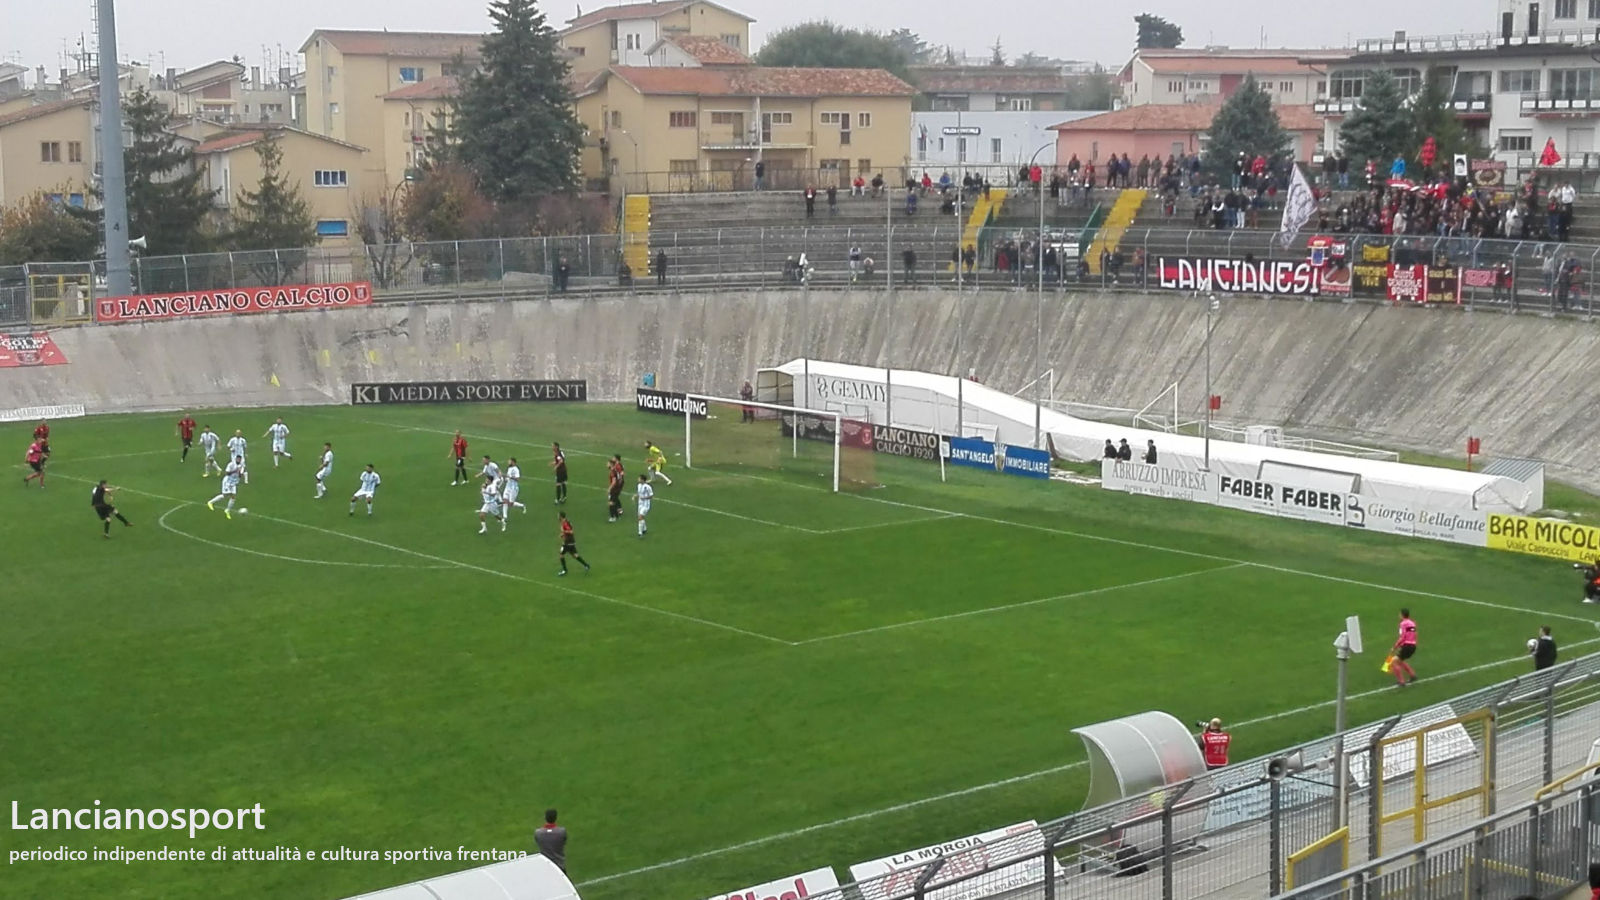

{"left": 1409, "top": 75, "right": 1482, "bottom": 174}
{"left": 1203, "top": 76, "right": 1288, "bottom": 177}
{"left": 452, "top": 0, "right": 584, "bottom": 204}
{"left": 229, "top": 133, "right": 316, "bottom": 284}
{"left": 0, "top": 192, "right": 101, "bottom": 264}
{"left": 120, "top": 88, "right": 216, "bottom": 256}
{"left": 1337, "top": 71, "right": 1414, "bottom": 171}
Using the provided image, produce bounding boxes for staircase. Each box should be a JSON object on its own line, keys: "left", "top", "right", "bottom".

{"left": 1085, "top": 189, "right": 1147, "bottom": 274}
{"left": 622, "top": 195, "right": 651, "bottom": 276}
{"left": 961, "top": 188, "right": 1007, "bottom": 251}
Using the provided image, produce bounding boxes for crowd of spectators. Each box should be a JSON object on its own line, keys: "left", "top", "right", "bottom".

{"left": 1314, "top": 174, "right": 1578, "bottom": 241}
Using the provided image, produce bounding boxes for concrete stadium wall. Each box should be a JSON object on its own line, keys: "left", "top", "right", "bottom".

{"left": 7, "top": 289, "right": 1600, "bottom": 490}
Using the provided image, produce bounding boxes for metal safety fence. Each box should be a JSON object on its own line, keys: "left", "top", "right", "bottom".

{"left": 7, "top": 225, "right": 1600, "bottom": 327}
{"left": 787, "top": 652, "right": 1600, "bottom": 900}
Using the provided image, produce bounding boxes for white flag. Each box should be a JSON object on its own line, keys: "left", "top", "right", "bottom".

{"left": 1277, "top": 164, "right": 1316, "bottom": 249}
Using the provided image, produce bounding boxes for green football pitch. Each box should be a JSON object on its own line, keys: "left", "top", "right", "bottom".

{"left": 4, "top": 402, "right": 1596, "bottom": 900}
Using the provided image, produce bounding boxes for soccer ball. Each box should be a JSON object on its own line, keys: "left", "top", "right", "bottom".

{"left": 1527, "top": 638, "right": 1538, "bottom": 653}
{"left": 237, "top": 508, "right": 250, "bottom": 515}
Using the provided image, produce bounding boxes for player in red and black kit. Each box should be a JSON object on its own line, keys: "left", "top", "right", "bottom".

{"left": 551, "top": 442, "right": 569, "bottom": 505}
{"left": 556, "top": 511, "right": 590, "bottom": 575}
{"left": 606, "top": 454, "right": 625, "bottom": 522}
{"left": 22, "top": 438, "right": 47, "bottom": 487}
{"left": 177, "top": 414, "right": 197, "bottom": 462}
{"left": 449, "top": 431, "right": 469, "bottom": 485}
{"left": 33, "top": 420, "right": 49, "bottom": 443}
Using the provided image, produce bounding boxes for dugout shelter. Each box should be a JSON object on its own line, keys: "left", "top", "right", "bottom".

{"left": 338, "top": 854, "right": 579, "bottom": 900}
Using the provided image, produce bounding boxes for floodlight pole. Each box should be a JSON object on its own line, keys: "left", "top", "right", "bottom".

{"left": 1203, "top": 294, "right": 1219, "bottom": 471}
{"left": 97, "top": 0, "right": 132, "bottom": 297}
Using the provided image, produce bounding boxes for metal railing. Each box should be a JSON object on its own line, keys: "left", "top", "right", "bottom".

{"left": 789, "top": 652, "right": 1600, "bottom": 900}
{"left": 10, "top": 224, "right": 1600, "bottom": 329}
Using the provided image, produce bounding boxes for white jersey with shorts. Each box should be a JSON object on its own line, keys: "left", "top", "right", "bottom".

{"left": 479, "top": 486, "right": 503, "bottom": 517}
{"left": 221, "top": 465, "right": 242, "bottom": 496}
{"left": 637, "top": 482, "right": 654, "bottom": 516}
{"left": 502, "top": 465, "right": 521, "bottom": 503}
{"left": 353, "top": 469, "right": 381, "bottom": 499}
{"left": 268, "top": 423, "right": 290, "bottom": 453}
{"left": 200, "top": 433, "right": 219, "bottom": 460}
{"left": 316, "top": 450, "right": 334, "bottom": 481}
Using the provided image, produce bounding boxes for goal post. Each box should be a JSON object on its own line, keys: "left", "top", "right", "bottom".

{"left": 684, "top": 394, "right": 876, "bottom": 492}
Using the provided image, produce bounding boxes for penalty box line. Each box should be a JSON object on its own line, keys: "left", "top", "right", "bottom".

{"left": 576, "top": 634, "right": 1600, "bottom": 889}
{"left": 40, "top": 468, "right": 794, "bottom": 647}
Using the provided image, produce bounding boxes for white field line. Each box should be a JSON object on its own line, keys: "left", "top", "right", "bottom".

{"left": 814, "top": 513, "right": 961, "bottom": 535}
{"left": 155, "top": 504, "right": 444, "bottom": 569}
{"left": 248, "top": 511, "right": 797, "bottom": 646}
{"left": 58, "top": 449, "right": 177, "bottom": 464}
{"left": 576, "top": 634, "right": 1600, "bottom": 889}
{"left": 797, "top": 564, "right": 1248, "bottom": 645}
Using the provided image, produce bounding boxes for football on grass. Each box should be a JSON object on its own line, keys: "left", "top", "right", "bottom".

{"left": 238, "top": 508, "right": 250, "bottom": 515}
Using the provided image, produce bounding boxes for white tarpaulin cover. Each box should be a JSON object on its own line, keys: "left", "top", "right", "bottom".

{"left": 762, "top": 359, "right": 1536, "bottom": 514}
{"left": 339, "top": 855, "right": 579, "bottom": 900}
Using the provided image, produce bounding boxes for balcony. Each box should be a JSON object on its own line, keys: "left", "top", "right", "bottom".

{"left": 1449, "top": 93, "right": 1492, "bottom": 116}
{"left": 1520, "top": 92, "right": 1600, "bottom": 114}
{"left": 699, "top": 129, "right": 814, "bottom": 151}
{"left": 1352, "top": 28, "right": 1598, "bottom": 56}
{"left": 1313, "top": 98, "right": 1358, "bottom": 116}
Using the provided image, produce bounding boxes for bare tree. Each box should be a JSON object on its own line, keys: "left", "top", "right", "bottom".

{"left": 352, "top": 190, "right": 415, "bottom": 289}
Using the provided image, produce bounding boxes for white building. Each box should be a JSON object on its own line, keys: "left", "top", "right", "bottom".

{"left": 910, "top": 111, "right": 1097, "bottom": 168}
{"left": 1316, "top": 0, "right": 1600, "bottom": 181}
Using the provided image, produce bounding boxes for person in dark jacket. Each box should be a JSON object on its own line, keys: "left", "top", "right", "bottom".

{"left": 1532, "top": 625, "right": 1558, "bottom": 669}
{"left": 1103, "top": 439, "right": 1118, "bottom": 459}
{"left": 1117, "top": 438, "right": 1133, "bottom": 461}
{"left": 535, "top": 808, "right": 567, "bottom": 872}
{"left": 654, "top": 249, "right": 668, "bottom": 287}
{"left": 1144, "top": 440, "right": 1158, "bottom": 464}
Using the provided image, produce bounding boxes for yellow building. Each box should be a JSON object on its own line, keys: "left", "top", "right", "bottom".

{"left": 575, "top": 63, "right": 916, "bottom": 192}
{"left": 299, "top": 30, "right": 481, "bottom": 190}
{"left": 194, "top": 125, "right": 368, "bottom": 244}
{"left": 380, "top": 76, "right": 456, "bottom": 187}
{"left": 560, "top": 0, "right": 753, "bottom": 76}
{"left": 0, "top": 97, "right": 95, "bottom": 208}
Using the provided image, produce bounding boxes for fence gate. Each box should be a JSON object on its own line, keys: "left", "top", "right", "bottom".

{"left": 1370, "top": 709, "right": 1495, "bottom": 853}
{"left": 1285, "top": 826, "right": 1348, "bottom": 893}
{"left": 25, "top": 264, "right": 96, "bottom": 325}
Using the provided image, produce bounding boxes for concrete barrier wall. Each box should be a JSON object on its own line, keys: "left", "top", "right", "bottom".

{"left": 6, "top": 289, "right": 1600, "bottom": 489}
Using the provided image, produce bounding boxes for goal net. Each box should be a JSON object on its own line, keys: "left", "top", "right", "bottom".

{"left": 684, "top": 395, "right": 877, "bottom": 491}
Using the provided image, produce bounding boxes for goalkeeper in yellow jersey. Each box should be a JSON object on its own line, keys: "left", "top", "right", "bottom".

{"left": 643, "top": 440, "right": 673, "bottom": 485}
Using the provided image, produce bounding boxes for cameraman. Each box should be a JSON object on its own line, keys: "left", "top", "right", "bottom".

{"left": 1197, "top": 718, "right": 1231, "bottom": 770}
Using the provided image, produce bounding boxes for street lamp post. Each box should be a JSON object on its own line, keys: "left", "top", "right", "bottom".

{"left": 1027, "top": 141, "right": 1051, "bottom": 450}
{"left": 614, "top": 128, "right": 640, "bottom": 193}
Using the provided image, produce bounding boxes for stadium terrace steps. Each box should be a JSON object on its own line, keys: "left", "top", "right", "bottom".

{"left": 16, "top": 290, "right": 1600, "bottom": 493}
{"left": 1084, "top": 189, "right": 1146, "bottom": 274}
{"left": 621, "top": 195, "right": 651, "bottom": 277}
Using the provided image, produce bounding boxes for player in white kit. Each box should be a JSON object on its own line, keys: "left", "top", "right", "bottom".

{"left": 263, "top": 418, "right": 293, "bottom": 467}
{"left": 199, "top": 427, "right": 223, "bottom": 477}
{"left": 349, "top": 464, "right": 381, "bottom": 516}
{"left": 502, "top": 457, "right": 527, "bottom": 514}
{"left": 314, "top": 443, "right": 334, "bottom": 498}
{"left": 478, "top": 455, "right": 500, "bottom": 484}
{"left": 207, "top": 456, "right": 244, "bottom": 519}
{"left": 227, "top": 431, "right": 249, "bottom": 483}
{"left": 635, "top": 473, "right": 654, "bottom": 537}
{"left": 478, "top": 477, "right": 506, "bottom": 534}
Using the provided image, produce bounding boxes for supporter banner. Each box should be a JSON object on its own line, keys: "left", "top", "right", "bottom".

{"left": 1155, "top": 257, "right": 1321, "bottom": 296}
{"left": 96, "top": 281, "right": 372, "bottom": 323}
{"left": 849, "top": 821, "right": 1045, "bottom": 900}
{"left": 1346, "top": 498, "right": 1487, "bottom": 545}
{"left": 1385, "top": 264, "right": 1459, "bottom": 304}
{"left": 707, "top": 867, "right": 840, "bottom": 900}
{"left": 0, "top": 331, "right": 68, "bottom": 367}
{"left": 1470, "top": 158, "right": 1506, "bottom": 188}
{"left": 780, "top": 413, "right": 874, "bottom": 450}
{"left": 0, "top": 403, "right": 84, "bottom": 423}
{"left": 1487, "top": 514, "right": 1600, "bottom": 562}
{"left": 947, "top": 437, "right": 1050, "bottom": 478}
{"left": 636, "top": 387, "right": 709, "bottom": 419}
{"left": 351, "top": 380, "right": 587, "bottom": 405}
{"left": 1460, "top": 268, "right": 1498, "bottom": 290}
{"left": 1318, "top": 263, "right": 1353, "bottom": 297}
{"left": 872, "top": 424, "right": 942, "bottom": 462}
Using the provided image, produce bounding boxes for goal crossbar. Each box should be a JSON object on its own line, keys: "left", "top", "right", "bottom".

{"left": 685, "top": 393, "right": 843, "bottom": 492}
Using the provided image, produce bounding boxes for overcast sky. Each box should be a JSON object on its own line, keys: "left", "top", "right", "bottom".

{"left": 7, "top": 0, "right": 1469, "bottom": 80}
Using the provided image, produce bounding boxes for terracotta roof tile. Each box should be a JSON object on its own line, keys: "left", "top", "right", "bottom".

{"left": 667, "top": 35, "right": 751, "bottom": 65}
{"left": 194, "top": 131, "right": 266, "bottom": 154}
{"left": 1049, "top": 102, "right": 1322, "bottom": 133}
{"left": 195, "top": 124, "right": 368, "bottom": 154}
{"left": 909, "top": 66, "right": 1070, "bottom": 94}
{"left": 304, "top": 30, "right": 484, "bottom": 59}
{"left": 608, "top": 65, "right": 914, "bottom": 97}
{"left": 382, "top": 75, "right": 459, "bottom": 101}
{"left": 0, "top": 97, "right": 92, "bottom": 129}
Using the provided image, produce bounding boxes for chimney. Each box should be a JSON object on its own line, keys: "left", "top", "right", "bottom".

{"left": 166, "top": 67, "right": 176, "bottom": 84}
{"left": 35, "top": 64, "right": 45, "bottom": 87}
{"left": 278, "top": 66, "right": 291, "bottom": 85}
{"left": 251, "top": 66, "right": 260, "bottom": 88}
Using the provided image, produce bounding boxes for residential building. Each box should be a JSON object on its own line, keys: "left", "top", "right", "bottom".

{"left": 149, "top": 61, "right": 296, "bottom": 126}
{"left": 299, "top": 29, "right": 481, "bottom": 188}
{"left": 194, "top": 125, "right": 367, "bottom": 244}
{"left": 381, "top": 76, "right": 456, "bottom": 187}
{"left": 908, "top": 65, "right": 1074, "bottom": 112}
{"left": 1119, "top": 47, "right": 1349, "bottom": 107}
{"left": 1049, "top": 102, "right": 1323, "bottom": 166}
{"left": 574, "top": 63, "right": 915, "bottom": 192}
{"left": 1311, "top": 6, "right": 1600, "bottom": 179}
{"left": 910, "top": 111, "right": 1098, "bottom": 169}
{"left": 559, "top": 0, "right": 753, "bottom": 75}
{"left": 0, "top": 63, "right": 29, "bottom": 98}
{"left": 643, "top": 34, "right": 753, "bottom": 68}
{"left": 0, "top": 97, "right": 96, "bottom": 208}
